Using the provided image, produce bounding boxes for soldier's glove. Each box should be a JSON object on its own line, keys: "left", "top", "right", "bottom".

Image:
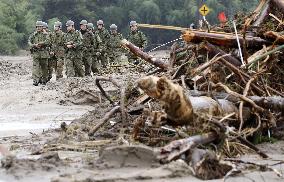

{"left": 96, "top": 52, "right": 101, "bottom": 56}
{"left": 33, "top": 44, "right": 41, "bottom": 48}
{"left": 50, "top": 52, "right": 55, "bottom": 56}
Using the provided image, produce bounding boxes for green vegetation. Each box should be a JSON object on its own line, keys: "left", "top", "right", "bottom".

{"left": 0, "top": 0, "right": 259, "bottom": 55}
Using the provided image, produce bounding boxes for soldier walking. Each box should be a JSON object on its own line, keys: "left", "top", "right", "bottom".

{"left": 95, "top": 20, "right": 110, "bottom": 68}
{"left": 80, "top": 20, "right": 94, "bottom": 76}
{"left": 107, "top": 24, "right": 123, "bottom": 65}
{"left": 28, "top": 21, "right": 50, "bottom": 86}
{"left": 63, "top": 20, "right": 84, "bottom": 77}
{"left": 127, "top": 21, "right": 147, "bottom": 65}
{"left": 42, "top": 22, "right": 53, "bottom": 82}
{"left": 49, "top": 21, "right": 65, "bottom": 80}
{"left": 87, "top": 23, "right": 102, "bottom": 74}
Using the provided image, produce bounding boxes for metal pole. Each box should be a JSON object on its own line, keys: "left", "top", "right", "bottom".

{"left": 233, "top": 20, "right": 245, "bottom": 66}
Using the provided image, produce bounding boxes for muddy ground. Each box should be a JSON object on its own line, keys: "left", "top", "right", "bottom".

{"left": 0, "top": 54, "right": 283, "bottom": 182}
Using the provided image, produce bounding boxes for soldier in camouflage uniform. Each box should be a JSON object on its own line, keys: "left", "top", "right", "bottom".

{"left": 107, "top": 24, "right": 123, "bottom": 65}
{"left": 95, "top": 20, "right": 110, "bottom": 68}
{"left": 63, "top": 20, "right": 84, "bottom": 77}
{"left": 28, "top": 21, "right": 50, "bottom": 86}
{"left": 127, "top": 21, "right": 147, "bottom": 65}
{"left": 87, "top": 23, "right": 102, "bottom": 74}
{"left": 42, "top": 22, "right": 53, "bottom": 81}
{"left": 80, "top": 20, "right": 94, "bottom": 76}
{"left": 49, "top": 21, "right": 65, "bottom": 80}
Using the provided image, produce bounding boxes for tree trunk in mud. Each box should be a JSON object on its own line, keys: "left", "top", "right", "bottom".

{"left": 137, "top": 76, "right": 239, "bottom": 126}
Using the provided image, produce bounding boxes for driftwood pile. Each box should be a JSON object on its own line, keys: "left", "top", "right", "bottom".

{"left": 89, "top": 0, "right": 284, "bottom": 180}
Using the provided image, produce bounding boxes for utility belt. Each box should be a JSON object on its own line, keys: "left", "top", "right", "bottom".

{"left": 30, "top": 47, "right": 48, "bottom": 53}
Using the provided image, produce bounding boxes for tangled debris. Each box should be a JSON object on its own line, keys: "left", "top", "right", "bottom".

{"left": 1, "top": 0, "right": 284, "bottom": 181}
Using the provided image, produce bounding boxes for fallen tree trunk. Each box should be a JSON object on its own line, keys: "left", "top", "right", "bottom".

{"left": 272, "top": 0, "right": 284, "bottom": 13}
{"left": 182, "top": 30, "right": 272, "bottom": 48}
{"left": 137, "top": 76, "right": 239, "bottom": 126}
{"left": 201, "top": 42, "right": 242, "bottom": 66}
{"left": 121, "top": 39, "right": 170, "bottom": 70}
{"left": 264, "top": 31, "right": 284, "bottom": 44}
{"left": 249, "top": 96, "right": 284, "bottom": 113}
{"left": 245, "top": 0, "right": 268, "bottom": 27}
{"left": 252, "top": 0, "right": 270, "bottom": 26}
{"left": 186, "top": 90, "right": 284, "bottom": 114}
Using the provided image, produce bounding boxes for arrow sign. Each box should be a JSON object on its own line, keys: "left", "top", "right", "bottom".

{"left": 199, "top": 4, "right": 210, "bottom": 16}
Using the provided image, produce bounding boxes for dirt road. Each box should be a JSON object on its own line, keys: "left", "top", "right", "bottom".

{"left": 0, "top": 56, "right": 93, "bottom": 137}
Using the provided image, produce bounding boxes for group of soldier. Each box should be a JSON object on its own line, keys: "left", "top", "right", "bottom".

{"left": 28, "top": 19, "right": 147, "bottom": 86}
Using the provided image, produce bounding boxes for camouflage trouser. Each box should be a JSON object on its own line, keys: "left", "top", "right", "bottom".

{"left": 32, "top": 57, "right": 48, "bottom": 84}
{"left": 97, "top": 52, "right": 108, "bottom": 68}
{"left": 65, "top": 56, "right": 84, "bottom": 77}
{"left": 82, "top": 55, "right": 92, "bottom": 76}
{"left": 91, "top": 56, "right": 100, "bottom": 74}
{"left": 109, "top": 51, "right": 122, "bottom": 65}
{"left": 48, "top": 58, "right": 55, "bottom": 80}
{"left": 54, "top": 57, "right": 64, "bottom": 80}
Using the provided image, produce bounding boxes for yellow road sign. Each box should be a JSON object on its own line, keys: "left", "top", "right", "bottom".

{"left": 199, "top": 4, "right": 210, "bottom": 16}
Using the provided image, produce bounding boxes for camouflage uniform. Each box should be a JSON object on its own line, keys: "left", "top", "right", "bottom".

{"left": 28, "top": 21, "right": 50, "bottom": 86}
{"left": 107, "top": 24, "right": 124, "bottom": 65}
{"left": 127, "top": 22, "right": 147, "bottom": 64}
{"left": 42, "top": 22, "right": 53, "bottom": 81}
{"left": 95, "top": 25, "right": 110, "bottom": 67}
{"left": 80, "top": 20, "right": 92, "bottom": 76}
{"left": 87, "top": 23, "right": 102, "bottom": 74}
{"left": 49, "top": 23, "right": 65, "bottom": 80}
{"left": 64, "top": 21, "right": 84, "bottom": 77}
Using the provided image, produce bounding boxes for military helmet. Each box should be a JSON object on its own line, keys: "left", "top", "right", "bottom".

{"left": 129, "top": 21, "right": 138, "bottom": 27}
{"left": 80, "top": 19, "right": 88, "bottom": 25}
{"left": 110, "top": 24, "right": 117, "bottom": 30}
{"left": 35, "top": 21, "right": 43, "bottom": 27}
{"left": 97, "top": 20, "right": 104, "bottom": 25}
{"left": 87, "top": 23, "right": 94, "bottom": 29}
{"left": 54, "top": 21, "right": 62, "bottom": 27}
{"left": 66, "top": 20, "right": 74, "bottom": 27}
{"left": 43, "top": 22, "right": 48, "bottom": 28}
